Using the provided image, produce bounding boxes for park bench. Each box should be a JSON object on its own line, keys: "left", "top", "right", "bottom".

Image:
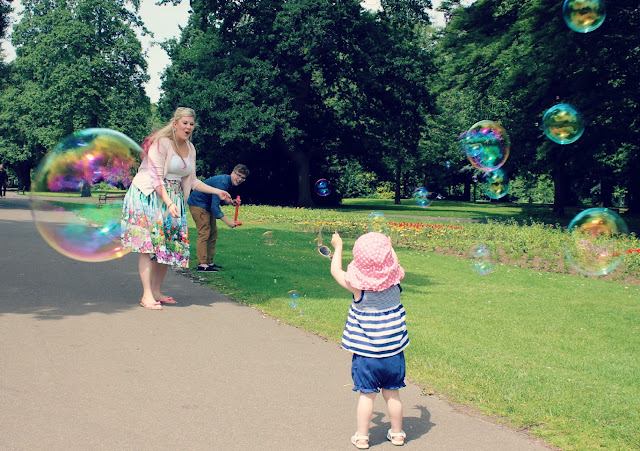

{"left": 98, "top": 193, "right": 126, "bottom": 204}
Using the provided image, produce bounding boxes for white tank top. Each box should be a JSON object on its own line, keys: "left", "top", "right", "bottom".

{"left": 165, "top": 154, "right": 191, "bottom": 180}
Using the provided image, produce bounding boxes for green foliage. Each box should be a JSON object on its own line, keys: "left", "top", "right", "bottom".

{"left": 427, "top": 0, "right": 640, "bottom": 212}
{"left": 161, "top": 0, "right": 436, "bottom": 207}
{"left": 508, "top": 173, "right": 554, "bottom": 204}
{"left": 0, "top": 0, "right": 151, "bottom": 188}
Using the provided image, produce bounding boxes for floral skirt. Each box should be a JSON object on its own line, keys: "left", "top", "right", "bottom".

{"left": 121, "top": 180, "right": 190, "bottom": 268}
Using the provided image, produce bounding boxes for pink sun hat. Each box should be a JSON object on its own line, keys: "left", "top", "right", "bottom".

{"left": 345, "top": 232, "right": 405, "bottom": 291}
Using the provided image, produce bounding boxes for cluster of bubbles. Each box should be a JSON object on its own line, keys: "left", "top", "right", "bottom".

{"left": 542, "top": 103, "right": 585, "bottom": 145}
{"left": 564, "top": 208, "right": 628, "bottom": 276}
{"left": 460, "top": 120, "right": 511, "bottom": 200}
{"left": 314, "top": 179, "right": 330, "bottom": 197}
{"left": 562, "top": 0, "right": 606, "bottom": 33}
{"left": 30, "top": 128, "right": 141, "bottom": 262}
{"left": 469, "top": 244, "right": 496, "bottom": 275}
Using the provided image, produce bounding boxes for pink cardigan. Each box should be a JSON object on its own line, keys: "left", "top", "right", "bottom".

{"left": 131, "top": 137, "right": 204, "bottom": 199}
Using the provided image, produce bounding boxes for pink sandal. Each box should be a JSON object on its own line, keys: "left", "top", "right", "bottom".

{"left": 140, "top": 299, "right": 162, "bottom": 310}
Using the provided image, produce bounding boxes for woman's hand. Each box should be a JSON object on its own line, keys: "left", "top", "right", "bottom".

{"left": 217, "top": 190, "right": 232, "bottom": 203}
{"left": 167, "top": 203, "right": 179, "bottom": 218}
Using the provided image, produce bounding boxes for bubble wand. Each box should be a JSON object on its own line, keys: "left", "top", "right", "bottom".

{"left": 316, "top": 224, "right": 332, "bottom": 259}
{"left": 234, "top": 195, "right": 242, "bottom": 226}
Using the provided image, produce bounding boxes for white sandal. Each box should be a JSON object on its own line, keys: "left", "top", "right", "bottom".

{"left": 351, "top": 432, "right": 370, "bottom": 449}
{"left": 387, "top": 429, "right": 406, "bottom": 446}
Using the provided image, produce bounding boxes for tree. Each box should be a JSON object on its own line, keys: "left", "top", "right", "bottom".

{"left": 428, "top": 0, "right": 640, "bottom": 215}
{"left": 160, "top": 0, "right": 435, "bottom": 206}
{"left": 0, "top": 0, "right": 151, "bottom": 189}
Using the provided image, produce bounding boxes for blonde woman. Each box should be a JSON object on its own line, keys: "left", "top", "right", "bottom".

{"left": 121, "top": 107, "right": 232, "bottom": 310}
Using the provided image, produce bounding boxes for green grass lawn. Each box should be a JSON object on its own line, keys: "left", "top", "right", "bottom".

{"left": 49, "top": 197, "right": 640, "bottom": 449}
{"left": 197, "top": 202, "right": 640, "bottom": 450}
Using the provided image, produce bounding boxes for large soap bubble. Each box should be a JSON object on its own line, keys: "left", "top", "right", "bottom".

{"left": 30, "top": 128, "right": 141, "bottom": 262}
{"left": 563, "top": 0, "right": 606, "bottom": 33}
{"left": 564, "top": 208, "right": 628, "bottom": 276}
{"left": 542, "top": 104, "right": 585, "bottom": 144}
{"left": 460, "top": 120, "right": 510, "bottom": 172}
{"left": 481, "top": 169, "right": 509, "bottom": 200}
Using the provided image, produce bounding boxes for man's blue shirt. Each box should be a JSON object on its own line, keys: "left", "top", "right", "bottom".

{"left": 187, "top": 174, "right": 233, "bottom": 219}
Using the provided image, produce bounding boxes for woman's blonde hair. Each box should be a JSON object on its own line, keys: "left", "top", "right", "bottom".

{"left": 142, "top": 107, "right": 197, "bottom": 162}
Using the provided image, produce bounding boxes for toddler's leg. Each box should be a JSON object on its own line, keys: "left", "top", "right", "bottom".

{"left": 382, "top": 388, "right": 403, "bottom": 433}
{"left": 356, "top": 392, "right": 376, "bottom": 437}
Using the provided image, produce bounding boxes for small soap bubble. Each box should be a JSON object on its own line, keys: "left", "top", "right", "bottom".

{"left": 262, "top": 231, "right": 276, "bottom": 246}
{"left": 367, "top": 211, "right": 390, "bottom": 234}
{"left": 542, "top": 104, "right": 585, "bottom": 144}
{"left": 470, "top": 244, "right": 496, "bottom": 275}
{"left": 460, "top": 120, "right": 510, "bottom": 172}
{"left": 481, "top": 169, "right": 509, "bottom": 200}
{"left": 563, "top": 0, "right": 606, "bottom": 33}
{"left": 412, "top": 187, "right": 434, "bottom": 208}
{"left": 314, "top": 178, "right": 330, "bottom": 196}
{"left": 287, "top": 290, "right": 300, "bottom": 309}
{"left": 30, "top": 128, "right": 141, "bottom": 262}
{"left": 564, "top": 208, "right": 628, "bottom": 276}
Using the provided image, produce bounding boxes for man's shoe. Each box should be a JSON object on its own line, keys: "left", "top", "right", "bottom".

{"left": 210, "top": 264, "right": 223, "bottom": 270}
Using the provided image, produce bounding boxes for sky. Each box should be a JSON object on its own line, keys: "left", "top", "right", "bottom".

{"left": 2, "top": 0, "right": 445, "bottom": 104}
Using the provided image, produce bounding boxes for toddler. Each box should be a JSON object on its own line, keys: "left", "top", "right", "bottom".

{"left": 331, "top": 231, "right": 409, "bottom": 449}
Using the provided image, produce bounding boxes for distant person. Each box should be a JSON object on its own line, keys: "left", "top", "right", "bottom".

{"left": 0, "top": 164, "right": 7, "bottom": 198}
{"left": 121, "top": 107, "right": 232, "bottom": 310}
{"left": 187, "top": 164, "right": 249, "bottom": 272}
{"left": 330, "top": 231, "right": 409, "bottom": 449}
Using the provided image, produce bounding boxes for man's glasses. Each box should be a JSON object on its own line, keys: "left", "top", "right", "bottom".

{"left": 234, "top": 171, "right": 247, "bottom": 181}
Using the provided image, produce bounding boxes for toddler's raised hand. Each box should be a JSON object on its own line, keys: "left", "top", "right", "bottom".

{"left": 331, "top": 232, "right": 343, "bottom": 248}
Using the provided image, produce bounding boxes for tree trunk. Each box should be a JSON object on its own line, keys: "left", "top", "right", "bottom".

{"left": 463, "top": 181, "right": 471, "bottom": 201}
{"left": 15, "top": 163, "right": 33, "bottom": 193}
{"left": 394, "top": 159, "right": 402, "bottom": 205}
{"left": 627, "top": 160, "right": 640, "bottom": 215}
{"left": 289, "top": 149, "right": 312, "bottom": 207}
{"left": 600, "top": 178, "right": 613, "bottom": 207}
{"left": 552, "top": 151, "right": 566, "bottom": 216}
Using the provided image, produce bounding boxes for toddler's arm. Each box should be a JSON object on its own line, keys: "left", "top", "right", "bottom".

{"left": 331, "top": 233, "right": 361, "bottom": 297}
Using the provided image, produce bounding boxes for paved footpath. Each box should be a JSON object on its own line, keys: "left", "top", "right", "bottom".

{"left": 0, "top": 193, "right": 554, "bottom": 450}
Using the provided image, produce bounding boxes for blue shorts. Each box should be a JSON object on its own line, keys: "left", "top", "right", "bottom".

{"left": 351, "top": 352, "right": 406, "bottom": 393}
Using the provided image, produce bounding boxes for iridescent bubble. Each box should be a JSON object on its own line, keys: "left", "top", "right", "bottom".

{"left": 564, "top": 208, "right": 628, "bottom": 276}
{"left": 287, "top": 290, "right": 300, "bottom": 309}
{"left": 412, "top": 187, "right": 434, "bottom": 208}
{"left": 461, "top": 120, "right": 510, "bottom": 172}
{"left": 262, "top": 231, "right": 276, "bottom": 246}
{"left": 481, "top": 169, "right": 509, "bottom": 200}
{"left": 563, "top": 0, "right": 606, "bottom": 33}
{"left": 542, "top": 104, "right": 585, "bottom": 144}
{"left": 470, "top": 244, "right": 496, "bottom": 275}
{"left": 314, "top": 178, "right": 330, "bottom": 197}
{"left": 367, "top": 211, "right": 390, "bottom": 234}
{"left": 30, "top": 128, "right": 141, "bottom": 262}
